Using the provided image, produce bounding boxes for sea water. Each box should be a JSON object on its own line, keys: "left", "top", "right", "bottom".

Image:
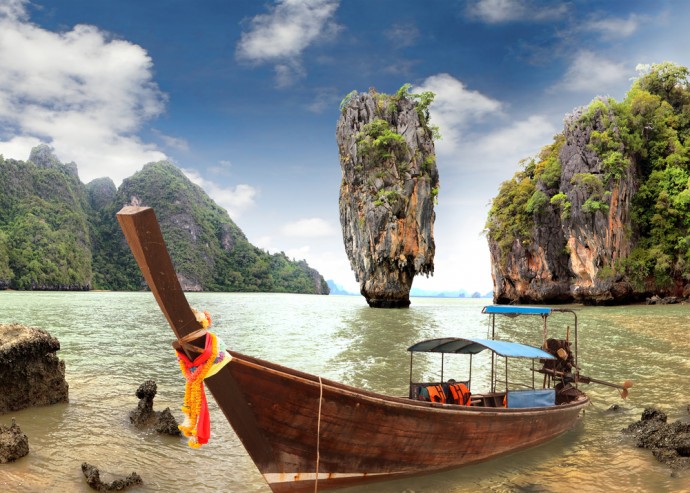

{"left": 0, "top": 292, "right": 688, "bottom": 492}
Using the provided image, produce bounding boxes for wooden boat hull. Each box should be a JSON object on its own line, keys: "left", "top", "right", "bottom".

{"left": 206, "top": 351, "right": 589, "bottom": 493}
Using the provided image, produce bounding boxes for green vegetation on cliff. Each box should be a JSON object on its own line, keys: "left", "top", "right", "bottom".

{"left": 486, "top": 62, "right": 690, "bottom": 290}
{"left": 0, "top": 150, "right": 328, "bottom": 294}
{"left": 0, "top": 149, "right": 92, "bottom": 289}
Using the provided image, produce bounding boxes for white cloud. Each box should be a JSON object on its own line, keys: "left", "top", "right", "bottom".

{"left": 471, "top": 115, "right": 557, "bottom": 167}
{"left": 183, "top": 168, "right": 258, "bottom": 219}
{"left": 281, "top": 217, "right": 337, "bottom": 237}
{"left": 553, "top": 50, "right": 630, "bottom": 94}
{"left": 384, "top": 22, "right": 420, "bottom": 48}
{"left": 152, "top": 129, "right": 189, "bottom": 152}
{"left": 0, "top": 0, "right": 26, "bottom": 20}
{"left": 236, "top": 0, "right": 341, "bottom": 86}
{"left": 0, "top": 1, "right": 167, "bottom": 184}
{"left": 467, "top": 0, "right": 567, "bottom": 24}
{"left": 582, "top": 14, "right": 641, "bottom": 39}
{"left": 413, "top": 73, "right": 503, "bottom": 156}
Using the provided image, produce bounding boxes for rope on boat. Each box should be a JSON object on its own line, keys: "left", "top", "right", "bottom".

{"left": 315, "top": 376, "right": 323, "bottom": 493}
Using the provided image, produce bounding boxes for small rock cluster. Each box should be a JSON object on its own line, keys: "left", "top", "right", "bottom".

{"left": 81, "top": 462, "right": 142, "bottom": 492}
{"left": 624, "top": 407, "right": 690, "bottom": 471}
{"left": 0, "top": 418, "right": 29, "bottom": 463}
{"left": 129, "top": 380, "right": 180, "bottom": 435}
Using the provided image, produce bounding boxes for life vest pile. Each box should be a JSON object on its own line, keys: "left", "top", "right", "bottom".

{"left": 447, "top": 382, "right": 471, "bottom": 405}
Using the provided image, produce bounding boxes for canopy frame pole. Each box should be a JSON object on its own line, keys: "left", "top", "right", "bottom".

{"left": 491, "top": 314, "right": 496, "bottom": 393}
{"left": 441, "top": 353, "right": 444, "bottom": 383}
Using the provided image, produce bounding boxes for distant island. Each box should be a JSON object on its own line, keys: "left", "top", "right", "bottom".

{"left": 0, "top": 146, "right": 328, "bottom": 295}
{"left": 326, "top": 280, "right": 490, "bottom": 298}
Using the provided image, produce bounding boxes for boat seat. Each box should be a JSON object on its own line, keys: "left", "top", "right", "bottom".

{"left": 506, "top": 389, "right": 555, "bottom": 408}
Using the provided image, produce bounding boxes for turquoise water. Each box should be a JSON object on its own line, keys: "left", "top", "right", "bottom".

{"left": 0, "top": 292, "right": 688, "bottom": 492}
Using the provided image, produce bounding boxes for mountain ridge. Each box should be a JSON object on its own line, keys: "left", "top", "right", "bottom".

{"left": 0, "top": 147, "right": 329, "bottom": 295}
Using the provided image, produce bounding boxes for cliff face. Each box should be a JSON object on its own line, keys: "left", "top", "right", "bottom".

{"left": 487, "top": 63, "right": 690, "bottom": 305}
{"left": 489, "top": 101, "right": 638, "bottom": 304}
{"left": 337, "top": 88, "right": 438, "bottom": 307}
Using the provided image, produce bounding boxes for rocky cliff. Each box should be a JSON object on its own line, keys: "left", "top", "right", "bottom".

{"left": 486, "top": 63, "right": 690, "bottom": 305}
{"left": 337, "top": 87, "right": 439, "bottom": 307}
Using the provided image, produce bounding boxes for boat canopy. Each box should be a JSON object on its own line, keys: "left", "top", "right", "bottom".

{"left": 407, "top": 337, "right": 555, "bottom": 360}
{"left": 481, "top": 305, "right": 552, "bottom": 316}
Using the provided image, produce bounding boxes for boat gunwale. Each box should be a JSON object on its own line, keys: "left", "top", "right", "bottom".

{"left": 226, "top": 349, "right": 591, "bottom": 415}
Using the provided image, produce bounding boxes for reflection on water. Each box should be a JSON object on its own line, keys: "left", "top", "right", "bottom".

{"left": 0, "top": 292, "right": 688, "bottom": 492}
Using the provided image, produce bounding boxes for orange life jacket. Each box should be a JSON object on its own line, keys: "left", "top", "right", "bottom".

{"left": 448, "top": 383, "right": 471, "bottom": 405}
{"left": 426, "top": 384, "right": 446, "bottom": 403}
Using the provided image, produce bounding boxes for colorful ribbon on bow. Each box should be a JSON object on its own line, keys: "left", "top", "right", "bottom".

{"left": 175, "top": 310, "right": 230, "bottom": 448}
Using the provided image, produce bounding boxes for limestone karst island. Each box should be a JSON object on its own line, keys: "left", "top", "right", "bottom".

{"left": 337, "top": 85, "right": 439, "bottom": 308}
{"left": 486, "top": 62, "right": 690, "bottom": 305}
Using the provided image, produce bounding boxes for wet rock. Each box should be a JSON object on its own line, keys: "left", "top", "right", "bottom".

{"left": 0, "top": 324, "right": 69, "bottom": 414}
{"left": 0, "top": 418, "right": 29, "bottom": 463}
{"left": 646, "top": 295, "right": 683, "bottom": 305}
{"left": 624, "top": 407, "right": 690, "bottom": 471}
{"left": 81, "top": 462, "right": 142, "bottom": 492}
{"left": 336, "top": 88, "right": 438, "bottom": 308}
{"left": 129, "top": 380, "right": 180, "bottom": 436}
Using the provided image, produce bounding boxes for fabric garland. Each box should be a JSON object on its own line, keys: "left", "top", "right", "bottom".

{"left": 175, "top": 309, "right": 230, "bottom": 448}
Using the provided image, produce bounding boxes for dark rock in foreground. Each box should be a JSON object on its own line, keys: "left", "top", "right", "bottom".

{"left": 624, "top": 407, "right": 690, "bottom": 471}
{"left": 0, "top": 323, "right": 69, "bottom": 414}
{"left": 0, "top": 418, "right": 29, "bottom": 463}
{"left": 129, "top": 380, "right": 180, "bottom": 436}
{"left": 81, "top": 462, "right": 143, "bottom": 492}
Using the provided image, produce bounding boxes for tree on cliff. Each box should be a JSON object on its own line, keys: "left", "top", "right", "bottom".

{"left": 486, "top": 62, "right": 690, "bottom": 305}
{"left": 337, "top": 85, "right": 439, "bottom": 308}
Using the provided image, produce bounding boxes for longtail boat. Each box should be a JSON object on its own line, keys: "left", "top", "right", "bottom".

{"left": 117, "top": 206, "right": 592, "bottom": 493}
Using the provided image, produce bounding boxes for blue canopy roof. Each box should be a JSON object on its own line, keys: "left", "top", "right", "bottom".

{"left": 407, "top": 337, "right": 555, "bottom": 360}
{"left": 482, "top": 305, "right": 552, "bottom": 316}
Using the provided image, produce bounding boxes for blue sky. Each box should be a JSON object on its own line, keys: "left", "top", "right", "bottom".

{"left": 0, "top": 0, "right": 688, "bottom": 295}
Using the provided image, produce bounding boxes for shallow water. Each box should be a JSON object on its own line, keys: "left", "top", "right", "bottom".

{"left": 0, "top": 292, "right": 688, "bottom": 492}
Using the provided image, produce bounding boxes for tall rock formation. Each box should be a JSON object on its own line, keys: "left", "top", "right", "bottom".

{"left": 337, "top": 87, "right": 439, "bottom": 307}
{"left": 487, "top": 63, "right": 690, "bottom": 305}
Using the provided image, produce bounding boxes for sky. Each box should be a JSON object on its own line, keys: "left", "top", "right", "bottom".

{"left": 0, "top": 0, "right": 688, "bottom": 295}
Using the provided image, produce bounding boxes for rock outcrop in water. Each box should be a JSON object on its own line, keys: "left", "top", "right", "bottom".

{"left": 0, "top": 418, "right": 29, "bottom": 463}
{"left": 337, "top": 87, "right": 439, "bottom": 307}
{"left": 0, "top": 324, "right": 69, "bottom": 413}
{"left": 486, "top": 63, "right": 690, "bottom": 305}
{"left": 129, "top": 380, "right": 180, "bottom": 436}
{"left": 624, "top": 407, "right": 690, "bottom": 471}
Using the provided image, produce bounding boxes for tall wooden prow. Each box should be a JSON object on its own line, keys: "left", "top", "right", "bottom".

{"left": 116, "top": 206, "right": 273, "bottom": 465}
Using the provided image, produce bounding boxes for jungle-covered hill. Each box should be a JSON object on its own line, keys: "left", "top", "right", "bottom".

{"left": 0, "top": 147, "right": 329, "bottom": 294}
{"left": 485, "top": 62, "right": 690, "bottom": 305}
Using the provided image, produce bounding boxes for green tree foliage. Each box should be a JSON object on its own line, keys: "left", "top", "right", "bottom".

{"left": 485, "top": 136, "right": 564, "bottom": 257}
{"left": 0, "top": 152, "right": 92, "bottom": 289}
